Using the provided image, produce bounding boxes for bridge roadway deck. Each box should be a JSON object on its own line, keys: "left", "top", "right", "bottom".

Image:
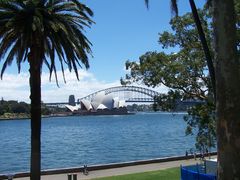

{"left": 14, "top": 154, "right": 217, "bottom": 180}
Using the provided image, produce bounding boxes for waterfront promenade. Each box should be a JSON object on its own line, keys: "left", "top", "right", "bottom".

{"left": 14, "top": 156, "right": 215, "bottom": 180}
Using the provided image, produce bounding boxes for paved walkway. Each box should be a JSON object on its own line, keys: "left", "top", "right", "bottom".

{"left": 15, "top": 157, "right": 214, "bottom": 180}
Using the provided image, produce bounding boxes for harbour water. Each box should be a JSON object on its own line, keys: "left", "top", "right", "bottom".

{"left": 0, "top": 112, "right": 195, "bottom": 174}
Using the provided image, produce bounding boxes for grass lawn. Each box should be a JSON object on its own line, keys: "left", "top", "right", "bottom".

{"left": 93, "top": 167, "right": 180, "bottom": 180}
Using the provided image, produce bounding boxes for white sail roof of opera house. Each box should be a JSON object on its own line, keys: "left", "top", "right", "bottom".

{"left": 101, "top": 94, "right": 114, "bottom": 109}
{"left": 65, "top": 104, "right": 80, "bottom": 112}
{"left": 91, "top": 92, "right": 105, "bottom": 109}
{"left": 90, "top": 92, "right": 115, "bottom": 110}
{"left": 97, "top": 104, "right": 108, "bottom": 109}
{"left": 80, "top": 99, "right": 93, "bottom": 111}
{"left": 66, "top": 92, "right": 126, "bottom": 112}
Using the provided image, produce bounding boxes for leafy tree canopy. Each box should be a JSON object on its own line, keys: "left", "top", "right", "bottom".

{"left": 121, "top": 8, "right": 216, "bottom": 151}
{"left": 0, "top": 99, "right": 30, "bottom": 115}
{"left": 122, "top": 3, "right": 240, "bottom": 151}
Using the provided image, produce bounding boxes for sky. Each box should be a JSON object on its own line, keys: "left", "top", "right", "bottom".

{"left": 0, "top": 0, "right": 205, "bottom": 103}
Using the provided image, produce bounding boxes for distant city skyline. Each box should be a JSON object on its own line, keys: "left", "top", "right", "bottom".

{"left": 0, "top": 0, "right": 205, "bottom": 103}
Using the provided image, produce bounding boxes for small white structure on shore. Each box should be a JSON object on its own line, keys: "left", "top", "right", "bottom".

{"left": 205, "top": 158, "right": 217, "bottom": 175}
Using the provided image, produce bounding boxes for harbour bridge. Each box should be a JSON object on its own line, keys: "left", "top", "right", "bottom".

{"left": 78, "top": 86, "right": 160, "bottom": 103}
{"left": 46, "top": 86, "right": 160, "bottom": 106}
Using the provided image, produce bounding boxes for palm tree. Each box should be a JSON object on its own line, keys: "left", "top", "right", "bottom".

{"left": 0, "top": 0, "right": 94, "bottom": 179}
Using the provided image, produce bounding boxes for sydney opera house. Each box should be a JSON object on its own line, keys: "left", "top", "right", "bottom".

{"left": 65, "top": 92, "right": 130, "bottom": 115}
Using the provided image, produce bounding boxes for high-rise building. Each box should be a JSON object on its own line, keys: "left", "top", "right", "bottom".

{"left": 68, "top": 95, "right": 76, "bottom": 106}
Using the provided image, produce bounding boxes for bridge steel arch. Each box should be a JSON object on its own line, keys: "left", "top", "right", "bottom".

{"left": 78, "top": 86, "right": 160, "bottom": 102}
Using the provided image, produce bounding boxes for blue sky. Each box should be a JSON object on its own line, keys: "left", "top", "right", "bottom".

{"left": 0, "top": 0, "right": 205, "bottom": 103}
{"left": 83, "top": 0, "right": 202, "bottom": 82}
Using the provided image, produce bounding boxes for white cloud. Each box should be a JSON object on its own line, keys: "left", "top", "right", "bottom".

{"left": 0, "top": 69, "right": 169, "bottom": 103}
{"left": 0, "top": 69, "right": 120, "bottom": 103}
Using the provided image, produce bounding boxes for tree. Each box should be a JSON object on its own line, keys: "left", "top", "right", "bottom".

{"left": 122, "top": 9, "right": 217, "bottom": 152}
{"left": 0, "top": 1, "right": 93, "bottom": 179}
{"left": 145, "top": 0, "right": 240, "bottom": 178}
{"left": 12, "top": 102, "right": 30, "bottom": 114}
{"left": 212, "top": 0, "right": 240, "bottom": 179}
{"left": 145, "top": 0, "right": 216, "bottom": 100}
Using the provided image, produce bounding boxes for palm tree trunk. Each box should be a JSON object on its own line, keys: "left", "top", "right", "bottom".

{"left": 29, "top": 48, "right": 42, "bottom": 180}
{"left": 189, "top": 0, "right": 216, "bottom": 100}
{"left": 212, "top": 0, "right": 240, "bottom": 179}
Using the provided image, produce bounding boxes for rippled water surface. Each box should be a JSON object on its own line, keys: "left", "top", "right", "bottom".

{"left": 0, "top": 112, "right": 195, "bottom": 174}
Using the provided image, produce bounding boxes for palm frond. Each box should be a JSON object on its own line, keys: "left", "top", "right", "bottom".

{"left": 145, "top": 0, "right": 149, "bottom": 9}
{"left": 0, "top": 2, "right": 21, "bottom": 12}
{"left": 0, "top": 0, "right": 94, "bottom": 83}
{"left": 144, "top": 0, "right": 178, "bottom": 16}
{"left": 171, "top": 0, "right": 178, "bottom": 16}
{"left": 71, "top": 0, "right": 94, "bottom": 17}
{"left": 1, "top": 38, "right": 19, "bottom": 78}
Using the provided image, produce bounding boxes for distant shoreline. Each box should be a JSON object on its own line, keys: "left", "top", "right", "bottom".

{"left": 0, "top": 114, "right": 71, "bottom": 121}
{"left": 0, "top": 111, "right": 187, "bottom": 121}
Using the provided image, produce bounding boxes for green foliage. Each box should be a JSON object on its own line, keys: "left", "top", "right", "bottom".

{"left": 184, "top": 101, "right": 216, "bottom": 151}
{"left": 0, "top": 0, "right": 94, "bottom": 83}
{"left": 122, "top": 9, "right": 217, "bottom": 151}
{"left": 124, "top": 2, "right": 240, "bottom": 152}
{"left": 0, "top": 100, "right": 30, "bottom": 114}
{"left": 12, "top": 101, "right": 30, "bottom": 113}
{"left": 0, "top": 99, "right": 71, "bottom": 116}
{"left": 153, "top": 90, "right": 181, "bottom": 111}
{"left": 124, "top": 10, "right": 213, "bottom": 99}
